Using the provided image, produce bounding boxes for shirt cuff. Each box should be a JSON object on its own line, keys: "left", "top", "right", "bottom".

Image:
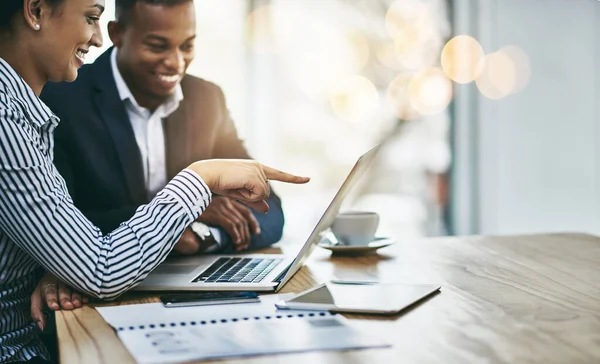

{"left": 162, "top": 169, "right": 212, "bottom": 219}
{"left": 209, "top": 227, "right": 222, "bottom": 245}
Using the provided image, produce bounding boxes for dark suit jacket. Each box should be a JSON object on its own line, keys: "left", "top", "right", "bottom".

{"left": 40, "top": 47, "right": 284, "bottom": 253}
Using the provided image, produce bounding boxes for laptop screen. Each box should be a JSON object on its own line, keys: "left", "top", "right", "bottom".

{"left": 276, "top": 144, "right": 381, "bottom": 289}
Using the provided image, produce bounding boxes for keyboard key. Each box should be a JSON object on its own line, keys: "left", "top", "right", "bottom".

{"left": 194, "top": 258, "right": 284, "bottom": 284}
{"left": 192, "top": 258, "right": 231, "bottom": 282}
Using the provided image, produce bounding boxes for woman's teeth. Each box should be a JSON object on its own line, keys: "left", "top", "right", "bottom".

{"left": 158, "top": 74, "right": 180, "bottom": 83}
{"left": 75, "top": 50, "right": 86, "bottom": 62}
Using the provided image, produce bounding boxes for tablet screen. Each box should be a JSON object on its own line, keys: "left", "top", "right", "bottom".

{"left": 282, "top": 282, "right": 440, "bottom": 315}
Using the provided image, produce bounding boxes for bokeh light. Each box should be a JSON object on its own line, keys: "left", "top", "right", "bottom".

{"left": 376, "top": 41, "right": 403, "bottom": 70}
{"left": 385, "top": 0, "right": 430, "bottom": 41}
{"left": 498, "top": 45, "right": 531, "bottom": 94}
{"left": 281, "top": 20, "right": 373, "bottom": 100}
{"left": 386, "top": 73, "right": 421, "bottom": 121}
{"left": 408, "top": 67, "right": 453, "bottom": 116}
{"left": 476, "top": 52, "right": 517, "bottom": 99}
{"left": 394, "top": 24, "right": 440, "bottom": 70}
{"left": 386, "top": 0, "right": 439, "bottom": 71}
{"left": 346, "top": 31, "right": 371, "bottom": 73}
{"left": 245, "top": 5, "right": 277, "bottom": 53}
{"left": 441, "top": 35, "right": 485, "bottom": 83}
{"left": 329, "top": 75, "right": 379, "bottom": 123}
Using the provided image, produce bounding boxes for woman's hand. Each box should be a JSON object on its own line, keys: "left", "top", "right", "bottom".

{"left": 31, "top": 273, "right": 88, "bottom": 331}
{"left": 189, "top": 160, "right": 309, "bottom": 213}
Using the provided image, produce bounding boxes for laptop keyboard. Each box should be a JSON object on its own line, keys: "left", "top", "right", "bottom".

{"left": 191, "top": 257, "right": 283, "bottom": 284}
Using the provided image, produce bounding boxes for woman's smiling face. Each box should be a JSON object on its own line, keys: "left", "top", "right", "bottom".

{"left": 35, "top": 0, "right": 105, "bottom": 82}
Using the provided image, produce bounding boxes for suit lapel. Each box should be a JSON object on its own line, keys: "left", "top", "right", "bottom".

{"left": 92, "top": 49, "right": 147, "bottom": 204}
{"left": 164, "top": 100, "right": 191, "bottom": 180}
{"left": 164, "top": 77, "right": 216, "bottom": 180}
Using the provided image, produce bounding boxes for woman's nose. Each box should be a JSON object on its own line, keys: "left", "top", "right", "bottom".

{"left": 90, "top": 23, "right": 103, "bottom": 48}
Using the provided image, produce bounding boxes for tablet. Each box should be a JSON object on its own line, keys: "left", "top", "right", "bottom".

{"left": 275, "top": 282, "right": 440, "bottom": 315}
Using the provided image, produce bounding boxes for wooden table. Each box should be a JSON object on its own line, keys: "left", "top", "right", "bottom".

{"left": 56, "top": 233, "right": 600, "bottom": 363}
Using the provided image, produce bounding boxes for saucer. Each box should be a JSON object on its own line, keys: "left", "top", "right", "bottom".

{"left": 318, "top": 237, "right": 395, "bottom": 255}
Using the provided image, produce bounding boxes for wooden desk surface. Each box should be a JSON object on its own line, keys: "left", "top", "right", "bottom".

{"left": 56, "top": 233, "right": 600, "bottom": 363}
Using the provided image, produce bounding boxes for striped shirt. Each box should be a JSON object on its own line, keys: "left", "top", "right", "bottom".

{"left": 0, "top": 58, "right": 211, "bottom": 362}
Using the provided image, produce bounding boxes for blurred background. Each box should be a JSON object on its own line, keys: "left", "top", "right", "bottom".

{"left": 87, "top": 0, "right": 600, "bottom": 242}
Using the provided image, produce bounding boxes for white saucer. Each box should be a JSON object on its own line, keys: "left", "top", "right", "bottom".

{"left": 318, "top": 237, "right": 395, "bottom": 255}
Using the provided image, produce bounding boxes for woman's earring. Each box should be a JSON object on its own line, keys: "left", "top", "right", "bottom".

{"left": 34, "top": 24, "right": 40, "bottom": 30}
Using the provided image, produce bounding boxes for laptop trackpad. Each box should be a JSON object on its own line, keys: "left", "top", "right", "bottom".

{"left": 153, "top": 264, "right": 198, "bottom": 275}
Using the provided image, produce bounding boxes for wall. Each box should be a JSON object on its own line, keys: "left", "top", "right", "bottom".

{"left": 452, "top": 0, "right": 600, "bottom": 235}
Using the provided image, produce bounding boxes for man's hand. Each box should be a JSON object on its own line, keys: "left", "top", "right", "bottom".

{"left": 31, "top": 273, "right": 88, "bottom": 331}
{"left": 197, "top": 196, "right": 260, "bottom": 252}
{"left": 172, "top": 227, "right": 202, "bottom": 255}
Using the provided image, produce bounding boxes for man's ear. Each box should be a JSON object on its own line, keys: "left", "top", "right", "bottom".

{"left": 107, "top": 21, "right": 124, "bottom": 47}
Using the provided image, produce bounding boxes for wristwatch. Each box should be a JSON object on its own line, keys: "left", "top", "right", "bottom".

{"left": 190, "top": 221, "right": 220, "bottom": 253}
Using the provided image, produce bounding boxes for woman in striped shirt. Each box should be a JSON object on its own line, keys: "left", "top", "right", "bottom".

{"left": 0, "top": 0, "right": 309, "bottom": 362}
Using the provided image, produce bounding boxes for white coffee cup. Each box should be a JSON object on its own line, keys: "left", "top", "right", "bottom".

{"left": 330, "top": 211, "right": 379, "bottom": 246}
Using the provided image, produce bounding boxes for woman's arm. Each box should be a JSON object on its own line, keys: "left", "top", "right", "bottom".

{"left": 0, "top": 137, "right": 209, "bottom": 300}
{"left": 0, "top": 108, "right": 308, "bottom": 300}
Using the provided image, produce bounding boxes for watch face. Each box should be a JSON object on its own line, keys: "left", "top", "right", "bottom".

{"left": 191, "top": 222, "right": 211, "bottom": 238}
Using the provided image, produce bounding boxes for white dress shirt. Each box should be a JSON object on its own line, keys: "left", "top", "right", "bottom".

{"left": 110, "top": 49, "right": 221, "bottom": 243}
{"left": 110, "top": 48, "right": 183, "bottom": 199}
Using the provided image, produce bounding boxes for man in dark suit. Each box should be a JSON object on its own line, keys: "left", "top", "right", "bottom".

{"left": 41, "top": 0, "right": 284, "bottom": 255}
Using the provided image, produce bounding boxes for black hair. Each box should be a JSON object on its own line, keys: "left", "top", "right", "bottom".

{"left": 115, "top": 0, "right": 192, "bottom": 26}
{"left": 0, "top": 0, "right": 65, "bottom": 31}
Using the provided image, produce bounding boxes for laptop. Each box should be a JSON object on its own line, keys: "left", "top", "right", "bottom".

{"left": 134, "top": 144, "right": 381, "bottom": 292}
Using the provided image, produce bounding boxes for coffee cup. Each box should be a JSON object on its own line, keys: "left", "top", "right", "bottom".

{"left": 330, "top": 211, "right": 379, "bottom": 246}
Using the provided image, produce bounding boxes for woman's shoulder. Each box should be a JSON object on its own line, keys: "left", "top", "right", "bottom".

{"left": 0, "top": 94, "right": 50, "bottom": 169}
{"left": 0, "top": 87, "right": 26, "bottom": 118}
{"left": 0, "top": 87, "right": 53, "bottom": 140}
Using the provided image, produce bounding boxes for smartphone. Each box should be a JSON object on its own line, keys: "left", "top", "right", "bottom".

{"left": 159, "top": 291, "right": 260, "bottom": 308}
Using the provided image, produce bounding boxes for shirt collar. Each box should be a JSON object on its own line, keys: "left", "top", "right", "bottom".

{"left": 110, "top": 47, "right": 183, "bottom": 117}
{"left": 0, "top": 57, "right": 58, "bottom": 128}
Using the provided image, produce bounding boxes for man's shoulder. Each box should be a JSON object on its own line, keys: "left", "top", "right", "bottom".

{"left": 41, "top": 48, "right": 113, "bottom": 105}
{"left": 41, "top": 63, "right": 97, "bottom": 105}
{"left": 180, "top": 74, "right": 223, "bottom": 99}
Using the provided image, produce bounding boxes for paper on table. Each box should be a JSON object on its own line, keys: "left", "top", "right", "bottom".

{"left": 118, "top": 314, "right": 389, "bottom": 364}
{"left": 96, "top": 294, "right": 296, "bottom": 329}
{"left": 96, "top": 294, "right": 390, "bottom": 364}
